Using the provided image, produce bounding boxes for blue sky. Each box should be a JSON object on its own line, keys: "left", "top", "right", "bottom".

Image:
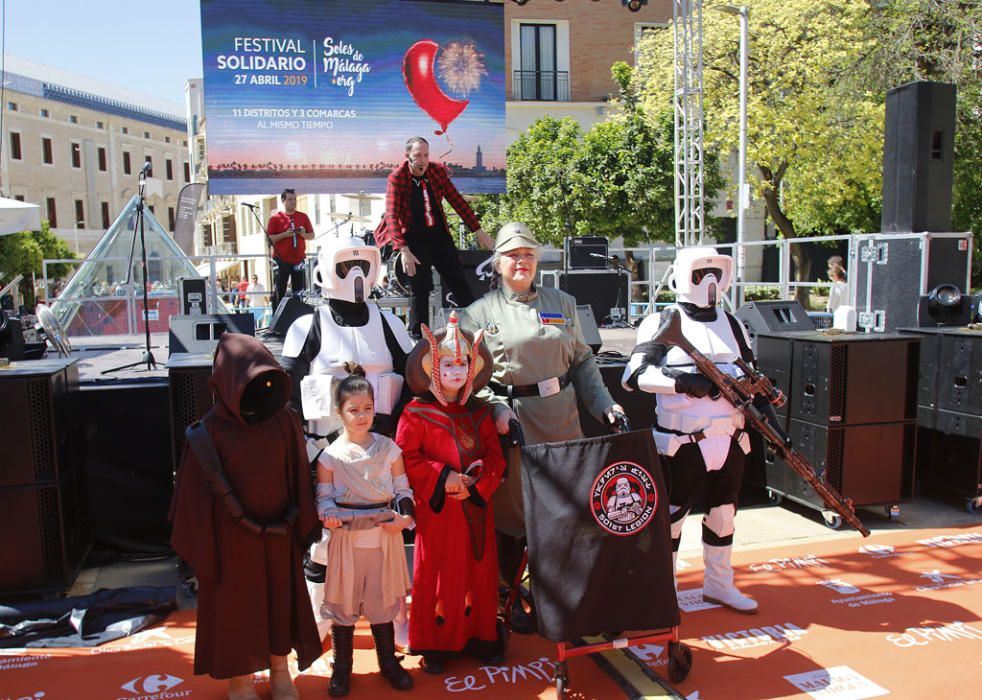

{"left": 2, "top": 0, "right": 203, "bottom": 107}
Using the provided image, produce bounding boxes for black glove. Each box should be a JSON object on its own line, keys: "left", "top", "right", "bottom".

{"left": 674, "top": 373, "right": 720, "bottom": 400}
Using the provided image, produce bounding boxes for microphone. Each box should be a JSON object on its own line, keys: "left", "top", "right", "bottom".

{"left": 140, "top": 161, "right": 153, "bottom": 176}
{"left": 240, "top": 202, "right": 257, "bottom": 209}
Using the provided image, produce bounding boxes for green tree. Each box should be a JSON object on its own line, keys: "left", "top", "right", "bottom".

{"left": 637, "top": 0, "right": 882, "bottom": 306}
{"left": 0, "top": 222, "right": 76, "bottom": 307}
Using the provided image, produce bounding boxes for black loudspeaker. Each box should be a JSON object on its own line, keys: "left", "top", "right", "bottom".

{"left": 565, "top": 236, "right": 609, "bottom": 270}
{"left": 936, "top": 331, "right": 982, "bottom": 414}
{"left": 558, "top": 271, "right": 629, "bottom": 326}
{"left": 79, "top": 383, "right": 174, "bottom": 551}
{"left": 882, "top": 81, "right": 957, "bottom": 234}
{"left": 767, "top": 420, "right": 915, "bottom": 509}
{"left": 167, "top": 354, "right": 215, "bottom": 474}
{"left": 576, "top": 304, "right": 602, "bottom": 354}
{"left": 855, "top": 233, "right": 972, "bottom": 332}
{"left": 178, "top": 277, "right": 208, "bottom": 316}
{"left": 785, "top": 334, "right": 919, "bottom": 425}
{"left": 734, "top": 300, "right": 814, "bottom": 349}
{"left": 0, "top": 360, "right": 89, "bottom": 595}
{"left": 441, "top": 249, "right": 495, "bottom": 307}
{"left": 168, "top": 313, "right": 255, "bottom": 355}
{"left": 755, "top": 334, "right": 795, "bottom": 420}
{"left": 577, "top": 359, "right": 657, "bottom": 438}
{"left": 0, "top": 312, "right": 26, "bottom": 361}
{"left": 268, "top": 296, "right": 314, "bottom": 336}
{"left": 919, "top": 410, "right": 982, "bottom": 507}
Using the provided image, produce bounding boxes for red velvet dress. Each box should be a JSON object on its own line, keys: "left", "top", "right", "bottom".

{"left": 396, "top": 397, "right": 505, "bottom": 656}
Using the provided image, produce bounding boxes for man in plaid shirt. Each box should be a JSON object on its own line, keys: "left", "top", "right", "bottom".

{"left": 374, "top": 137, "right": 494, "bottom": 337}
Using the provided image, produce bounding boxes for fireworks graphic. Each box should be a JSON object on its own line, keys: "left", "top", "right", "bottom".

{"left": 437, "top": 41, "right": 487, "bottom": 97}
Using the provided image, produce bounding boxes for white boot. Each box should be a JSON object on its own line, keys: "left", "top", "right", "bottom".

{"left": 702, "top": 544, "right": 757, "bottom": 614}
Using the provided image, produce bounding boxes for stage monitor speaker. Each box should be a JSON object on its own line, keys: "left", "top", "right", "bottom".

{"left": 178, "top": 277, "right": 208, "bottom": 316}
{"left": 268, "top": 297, "right": 314, "bottom": 337}
{"left": 936, "top": 331, "right": 982, "bottom": 414}
{"left": 919, "top": 409, "right": 982, "bottom": 506}
{"left": 754, "top": 334, "right": 794, "bottom": 420}
{"left": 168, "top": 354, "right": 216, "bottom": 474}
{"left": 576, "top": 304, "right": 602, "bottom": 355}
{"left": 767, "top": 419, "right": 914, "bottom": 510}
{"left": 735, "top": 300, "right": 814, "bottom": 348}
{"left": 565, "top": 236, "right": 609, "bottom": 270}
{"left": 882, "top": 81, "right": 956, "bottom": 233}
{"left": 559, "top": 271, "right": 629, "bottom": 327}
{"left": 788, "top": 334, "right": 919, "bottom": 426}
{"left": 168, "top": 313, "right": 255, "bottom": 356}
{"left": 441, "top": 250, "right": 495, "bottom": 308}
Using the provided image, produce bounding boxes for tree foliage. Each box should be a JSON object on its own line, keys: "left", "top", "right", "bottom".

{"left": 0, "top": 221, "right": 75, "bottom": 306}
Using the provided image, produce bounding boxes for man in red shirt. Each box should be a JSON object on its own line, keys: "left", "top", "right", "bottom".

{"left": 267, "top": 189, "right": 315, "bottom": 307}
{"left": 374, "top": 137, "right": 493, "bottom": 337}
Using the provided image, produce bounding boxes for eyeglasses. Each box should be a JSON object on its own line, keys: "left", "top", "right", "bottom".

{"left": 502, "top": 252, "right": 536, "bottom": 262}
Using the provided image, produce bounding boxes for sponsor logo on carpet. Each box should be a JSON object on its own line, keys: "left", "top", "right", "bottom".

{"left": 817, "top": 579, "right": 896, "bottom": 607}
{"left": 916, "top": 532, "right": 982, "bottom": 549}
{"left": 627, "top": 643, "right": 667, "bottom": 668}
{"left": 92, "top": 628, "right": 193, "bottom": 656}
{"left": 589, "top": 461, "right": 657, "bottom": 536}
{"left": 784, "top": 666, "right": 888, "bottom": 699}
{"left": 3, "top": 693, "right": 46, "bottom": 700}
{"left": 0, "top": 654, "right": 53, "bottom": 672}
{"left": 916, "top": 569, "right": 982, "bottom": 591}
{"left": 677, "top": 588, "right": 721, "bottom": 612}
{"left": 444, "top": 657, "right": 556, "bottom": 692}
{"left": 119, "top": 674, "right": 189, "bottom": 700}
{"left": 749, "top": 554, "right": 829, "bottom": 573}
{"left": 858, "top": 543, "right": 902, "bottom": 559}
{"left": 702, "top": 622, "right": 807, "bottom": 651}
{"left": 886, "top": 621, "right": 982, "bottom": 647}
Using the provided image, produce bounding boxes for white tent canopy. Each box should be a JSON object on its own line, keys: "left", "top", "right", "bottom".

{"left": 0, "top": 196, "right": 42, "bottom": 235}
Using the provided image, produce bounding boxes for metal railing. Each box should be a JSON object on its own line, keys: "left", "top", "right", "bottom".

{"left": 512, "top": 70, "right": 570, "bottom": 101}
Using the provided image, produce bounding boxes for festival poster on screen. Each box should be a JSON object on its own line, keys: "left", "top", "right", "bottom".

{"left": 200, "top": 0, "right": 505, "bottom": 195}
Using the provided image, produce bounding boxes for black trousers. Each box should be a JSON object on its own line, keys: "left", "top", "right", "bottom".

{"left": 406, "top": 231, "right": 474, "bottom": 337}
{"left": 273, "top": 258, "right": 306, "bottom": 307}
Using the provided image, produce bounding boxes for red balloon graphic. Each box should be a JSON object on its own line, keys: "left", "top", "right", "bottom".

{"left": 403, "top": 39, "right": 469, "bottom": 135}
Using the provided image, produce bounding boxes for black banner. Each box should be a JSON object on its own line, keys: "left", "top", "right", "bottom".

{"left": 521, "top": 430, "right": 678, "bottom": 642}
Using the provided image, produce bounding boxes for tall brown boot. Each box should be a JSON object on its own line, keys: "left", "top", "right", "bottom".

{"left": 328, "top": 624, "right": 355, "bottom": 697}
{"left": 371, "top": 622, "right": 413, "bottom": 690}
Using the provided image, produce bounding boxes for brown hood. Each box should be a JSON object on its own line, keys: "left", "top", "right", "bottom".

{"left": 209, "top": 333, "right": 291, "bottom": 425}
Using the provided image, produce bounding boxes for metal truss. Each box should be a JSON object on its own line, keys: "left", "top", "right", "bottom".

{"left": 673, "top": 0, "right": 706, "bottom": 248}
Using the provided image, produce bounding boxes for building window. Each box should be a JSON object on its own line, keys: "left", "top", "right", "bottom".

{"left": 165, "top": 136, "right": 171, "bottom": 143}
{"left": 71, "top": 142, "right": 81, "bottom": 168}
{"left": 182, "top": 139, "right": 188, "bottom": 147}
{"left": 145, "top": 155, "right": 153, "bottom": 174}
{"left": 10, "top": 132, "right": 22, "bottom": 160}
{"left": 14, "top": 194, "right": 25, "bottom": 202}
{"left": 96, "top": 120, "right": 104, "bottom": 129}
{"left": 40, "top": 108, "right": 49, "bottom": 118}
{"left": 222, "top": 215, "right": 236, "bottom": 243}
{"left": 515, "top": 24, "right": 568, "bottom": 101}
{"left": 101, "top": 202, "right": 111, "bottom": 229}
{"left": 166, "top": 159, "right": 174, "bottom": 180}
{"left": 75, "top": 200, "right": 85, "bottom": 227}
{"left": 149, "top": 205, "right": 155, "bottom": 214}
{"left": 634, "top": 23, "right": 668, "bottom": 61}
{"left": 42, "top": 137, "right": 54, "bottom": 165}
{"left": 98, "top": 147, "right": 107, "bottom": 172}
{"left": 122, "top": 126, "right": 129, "bottom": 134}
{"left": 7, "top": 101, "right": 18, "bottom": 111}
{"left": 183, "top": 162, "right": 190, "bottom": 182}
{"left": 123, "top": 151, "right": 132, "bottom": 175}
{"left": 144, "top": 131, "right": 151, "bottom": 139}
{"left": 203, "top": 223, "right": 214, "bottom": 248}
{"left": 69, "top": 115, "right": 78, "bottom": 124}
{"left": 46, "top": 197, "right": 58, "bottom": 228}
{"left": 168, "top": 207, "right": 176, "bottom": 232}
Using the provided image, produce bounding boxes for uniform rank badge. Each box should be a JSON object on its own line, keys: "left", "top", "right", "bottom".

{"left": 539, "top": 312, "right": 566, "bottom": 325}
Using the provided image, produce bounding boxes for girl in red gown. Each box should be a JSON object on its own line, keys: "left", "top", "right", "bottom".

{"left": 397, "top": 311, "right": 506, "bottom": 673}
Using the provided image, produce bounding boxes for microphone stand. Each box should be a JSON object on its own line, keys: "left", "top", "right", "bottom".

{"left": 241, "top": 202, "right": 281, "bottom": 308}
{"left": 102, "top": 166, "right": 158, "bottom": 373}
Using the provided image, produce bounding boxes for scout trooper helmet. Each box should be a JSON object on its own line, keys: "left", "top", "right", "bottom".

{"left": 671, "top": 247, "right": 733, "bottom": 308}
{"left": 313, "top": 236, "right": 380, "bottom": 303}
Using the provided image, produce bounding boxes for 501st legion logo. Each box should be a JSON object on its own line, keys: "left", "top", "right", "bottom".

{"left": 590, "top": 461, "right": 657, "bottom": 535}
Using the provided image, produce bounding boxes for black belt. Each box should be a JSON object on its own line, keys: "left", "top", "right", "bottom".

{"left": 337, "top": 501, "right": 391, "bottom": 510}
{"left": 490, "top": 372, "right": 571, "bottom": 399}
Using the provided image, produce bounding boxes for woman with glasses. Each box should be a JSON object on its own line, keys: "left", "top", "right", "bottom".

{"left": 458, "top": 223, "right": 624, "bottom": 631}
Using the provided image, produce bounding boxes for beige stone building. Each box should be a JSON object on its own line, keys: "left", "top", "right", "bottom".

{"left": 0, "top": 56, "right": 191, "bottom": 256}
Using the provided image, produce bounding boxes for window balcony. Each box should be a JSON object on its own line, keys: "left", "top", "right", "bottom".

{"left": 512, "top": 70, "right": 570, "bottom": 101}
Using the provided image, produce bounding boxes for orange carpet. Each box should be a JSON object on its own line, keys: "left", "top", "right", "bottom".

{"left": 2, "top": 525, "right": 980, "bottom": 699}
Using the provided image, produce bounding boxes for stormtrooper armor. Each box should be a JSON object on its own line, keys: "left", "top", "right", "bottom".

{"left": 622, "top": 246, "right": 758, "bottom": 614}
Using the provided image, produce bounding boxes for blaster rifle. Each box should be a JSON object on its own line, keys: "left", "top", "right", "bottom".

{"left": 652, "top": 309, "right": 870, "bottom": 537}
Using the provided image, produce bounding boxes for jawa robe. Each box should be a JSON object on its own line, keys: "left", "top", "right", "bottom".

{"left": 396, "top": 397, "right": 505, "bottom": 655}
{"left": 169, "top": 334, "right": 321, "bottom": 679}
